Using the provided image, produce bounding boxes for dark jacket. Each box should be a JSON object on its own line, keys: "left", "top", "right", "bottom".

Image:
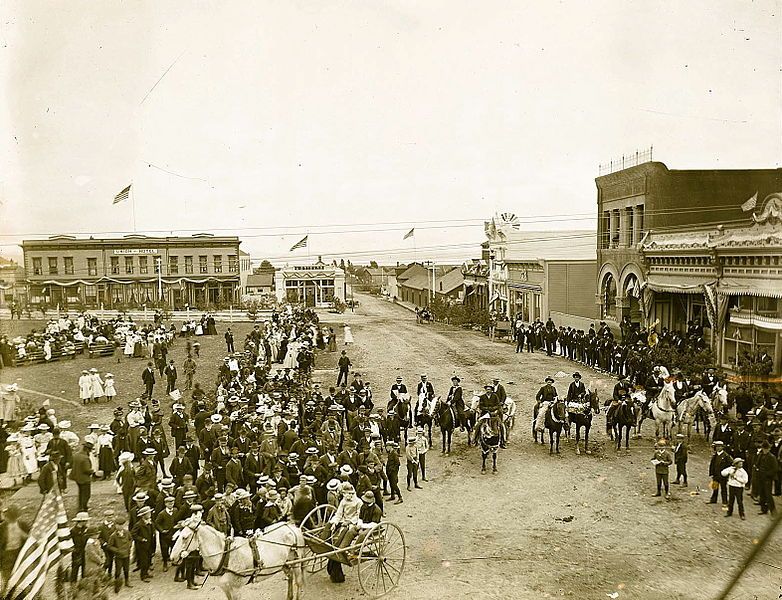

{"left": 70, "top": 451, "right": 94, "bottom": 484}
{"left": 709, "top": 451, "right": 733, "bottom": 480}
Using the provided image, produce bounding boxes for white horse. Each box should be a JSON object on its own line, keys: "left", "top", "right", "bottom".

{"left": 170, "top": 518, "right": 306, "bottom": 600}
{"left": 677, "top": 390, "right": 716, "bottom": 440}
{"left": 649, "top": 380, "right": 677, "bottom": 441}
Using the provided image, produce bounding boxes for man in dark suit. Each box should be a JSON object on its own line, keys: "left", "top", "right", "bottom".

{"left": 447, "top": 376, "right": 465, "bottom": 431}
{"left": 131, "top": 506, "right": 154, "bottom": 582}
{"left": 566, "top": 373, "right": 587, "bottom": 402}
{"left": 712, "top": 415, "right": 734, "bottom": 454}
{"left": 163, "top": 360, "right": 178, "bottom": 394}
{"left": 155, "top": 496, "right": 178, "bottom": 572}
{"left": 168, "top": 404, "right": 188, "bottom": 450}
{"left": 225, "top": 447, "right": 244, "bottom": 489}
{"left": 416, "top": 374, "right": 435, "bottom": 401}
{"left": 141, "top": 363, "right": 155, "bottom": 400}
{"left": 755, "top": 442, "right": 778, "bottom": 515}
{"left": 673, "top": 433, "right": 689, "bottom": 486}
{"left": 169, "top": 446, "right": 193, "bottom": 486}
{"left": 708, "top": 441, "right": 733, "bottom": 505}
{"left": 70, "top": 442, "right": 95, "bottom": 511}
{"left": 224, "top": 328, "right": 235, "bottom": 353}
{"left": 536, "top": 377, "right": 558, "bottom": 404}
{"left": 210, "top": 436, "right": 231, "bottom": 492}
{"left": 336, "top": 351, "right": 351, "bottom": 387}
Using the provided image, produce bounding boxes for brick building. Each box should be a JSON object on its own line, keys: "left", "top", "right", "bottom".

{"left": 595, "top": 160, "right": 782, "bottom": 328}
{"left": 21, "top": 234, "right": 243, "bottom": 310}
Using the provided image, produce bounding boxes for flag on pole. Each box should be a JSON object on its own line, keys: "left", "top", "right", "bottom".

{"left": 741, "top": 192, "right": 757, "bottom": 212}
{"left": 289, "top": 235, "right": 308, "bottom": 252}
{"left": 403, "top": 228, "right": 415, "bottom": 240}
{"left": 113, "top": 184, "right": 132, "bottom": 204}
{"left": 6, "top": 489, "right": 73, "bottom": 600}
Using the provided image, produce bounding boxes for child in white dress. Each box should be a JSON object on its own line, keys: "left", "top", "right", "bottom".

{"left": 104, "top": 374, "right": 117, "bottom": 402}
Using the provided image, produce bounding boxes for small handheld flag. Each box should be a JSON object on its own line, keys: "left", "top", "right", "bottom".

{"left": 113, "top": 184, "right": 132, "bottom": 204}
{"left": 403, "top": 228, "right": 415, "bottom": 240}
{"left": 290, "top": 235, "right": 308, "bottom": 252}
{"left": 741, "top": 192, "right": 757, "bottom": 212}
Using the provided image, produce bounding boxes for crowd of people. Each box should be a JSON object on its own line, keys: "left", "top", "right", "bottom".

{"left": 0, "top": 304, "right": 780, "bottom": 596}
{"left": 0, "top": 305, "right": 432, "bottom": 594}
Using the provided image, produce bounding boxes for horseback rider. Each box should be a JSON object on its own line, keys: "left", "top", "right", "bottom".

{"left": 388, "top": 376, "right": 407, "bottom": 412}
{"left": 447, "top": 376, "right": 465, "bottom": 431}
{"left": 612, "top": 374, "right": 634, "bottom": 402}
{"left": 642, "top": 367, "right": 665, "bottom": 414}
{"left": 566, "top": 372, "right": 587, "bottom": 403}
{"left": 536, "top": 376, "right": 558, "bottom": 406}
{"left": 671, "top": 370, "right": 691, "bottom": 407}
{"left": 479, "top": 384, "right": 506, "bottom": 448}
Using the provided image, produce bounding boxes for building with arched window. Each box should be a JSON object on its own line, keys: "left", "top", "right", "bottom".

{"left": 595, "top": 160, "right": 782, "bottom": 337}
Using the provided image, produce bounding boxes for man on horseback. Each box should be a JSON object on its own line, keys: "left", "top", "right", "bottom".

{"left": 642, "top": 367, "right": 665, "bottom": 415}
{"left": 612, "top": 374, "right": 633, "bottom": 402}
{"left": 447, "top": 376, "right": 465, "bottom": 430}
{"left": 566, "top": 372, "right": 587, "bottom": 402}
{"left": 479, "top": 384, "right": 506, "bottom": 448}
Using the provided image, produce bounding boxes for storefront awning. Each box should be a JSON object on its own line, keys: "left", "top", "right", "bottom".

{"left": 645, "top": 275, "right": 715, "bottom": 294}
{"left": 508, "top": 283, "right": 543, "bottom": 292}
{"left": 718, "top": 278, "right": 782, "bottom": 298}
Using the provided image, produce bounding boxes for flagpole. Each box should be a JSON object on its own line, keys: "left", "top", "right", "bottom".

{"left": 413, "top": 232, "right": 417, "bottom": 263}
{"left": 131, "top": 181, "right": 137, "bottom": 232}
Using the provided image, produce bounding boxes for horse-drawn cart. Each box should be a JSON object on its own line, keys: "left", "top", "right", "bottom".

{"left": 299, "top": 504, "right": 407, "bottom": 598}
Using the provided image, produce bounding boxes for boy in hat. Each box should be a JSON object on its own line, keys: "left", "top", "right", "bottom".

{"left": 99, "top": 509, "right": 116, "bottom": 577}
{"left": 131, "top": 506, "right": 154, "bottom": 582}
{"left": 155, "top": 495, "right": 177, "bottom": 571}
{"left": 405, "top": 436, "right": 421, "bottom": 491}
{"left": 108, "top": 515, "right": 132, "bottom": 592}
{"left": 651, "top": 440, "right": 673, "bottom": 499}
{"left": 722, "top": 457, "right": 749, "bottom": 519}
{"left": 673, "top": 433, "right": 689, "bottom": 486}
{"left": 386, "top": 441, "right": 402, "bottom": 504}
{"left": 70, "top": 512, "right": 91, "bottom": 582}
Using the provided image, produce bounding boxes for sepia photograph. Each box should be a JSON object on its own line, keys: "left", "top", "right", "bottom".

{"left": 0, "top": 2, "right": 781, "bottom": 599}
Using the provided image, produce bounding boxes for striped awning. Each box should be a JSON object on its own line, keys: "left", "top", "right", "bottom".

{"left": 718, "top": 278, "right": 782, "bottom": 298}
{"left": 645, "top": 275, "right": 716, "bottom": 294}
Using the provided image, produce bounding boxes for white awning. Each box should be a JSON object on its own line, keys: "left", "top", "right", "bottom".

{"left": 718, "top": 278, "right": 782, "bottom": 298}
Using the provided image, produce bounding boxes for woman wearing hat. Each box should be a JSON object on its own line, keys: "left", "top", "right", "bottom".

{"left": 89, "top": 368, "right": 105, "bottom": 404}
{"left": 18, "top": 425, "right": 38, "bottom": 483}
{"left": 78, "top": 371, "right": 92, "bottom": 406}
{"left": 1, "top": 434, "right": 24, "bottom": 488}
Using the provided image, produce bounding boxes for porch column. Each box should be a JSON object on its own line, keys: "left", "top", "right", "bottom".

{"left": 633, "top": 205, "right": 643, "bottom": 245}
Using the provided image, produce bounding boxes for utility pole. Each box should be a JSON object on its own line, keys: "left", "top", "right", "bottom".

{"left": 156, "top": 256, "right": 163, "bottom": 302}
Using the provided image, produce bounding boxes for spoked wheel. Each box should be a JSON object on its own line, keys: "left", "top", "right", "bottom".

{"left": 299, "top": 504, "right": 336, "bottom": 574}
{"left": 357, "top": 521, "right": 406, "bottom": 598}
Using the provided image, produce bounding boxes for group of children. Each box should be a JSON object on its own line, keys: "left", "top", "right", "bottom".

{"left": 651, "top": 435, "right": 749, "bottom": 519}
{"left": 77, "top": 369, "right": 117, "bottom": 405}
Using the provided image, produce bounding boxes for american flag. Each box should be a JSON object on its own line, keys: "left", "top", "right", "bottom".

{"left": 113, "top": 184, "right": 132, "bottom": 204}
{"left": 403, "top": 228, "right": 415, "bottom": 240}
{"left": 5, "top": 490, "right": 73, "bottom": 600}
{"left": 289, "top": 235, "right": 308, "bottom": 251}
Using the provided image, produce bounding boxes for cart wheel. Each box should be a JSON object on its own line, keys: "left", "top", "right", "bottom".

{"left": 358, "top": 522, "right": 406, "bottom": 598}
{"left": 300, "top": 504, "right": 336, "bottom": 574}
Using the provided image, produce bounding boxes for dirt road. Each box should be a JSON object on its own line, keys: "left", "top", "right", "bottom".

{"left": 10, "top": 296, "right": 774, "bottom": 600}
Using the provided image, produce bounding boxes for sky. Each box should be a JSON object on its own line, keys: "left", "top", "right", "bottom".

{"left": 1, "top": 0, "right": 780, "bottom": 266}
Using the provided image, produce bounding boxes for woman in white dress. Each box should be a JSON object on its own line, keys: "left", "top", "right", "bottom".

{"left": 84, "top": 424, "right": 101, "bottom": 473}
{"left": 43, "top": 338, "right": 52, "bottom": 361}
{"left": 343, "top": 324, "right": 354, "bottom": 345}
{"left": 78, "top": 370, "right": 92, "bottom": 405}
{"left": 1, "top": 434, "right": 25, "bottom": 488}
{"left": 195, "top": 321, "right": 204, "bottom": 336}
{"left": 282, "top": 339, "right": 299, "bottom": 370}
{"left": 89, "top": 368, "right": 105, "bottom": 403}
{"left": 19, "top": 425, "right": 38, "bottom": 480}
{"left": 124, "top": 333, "right": 135, "bottom": 357}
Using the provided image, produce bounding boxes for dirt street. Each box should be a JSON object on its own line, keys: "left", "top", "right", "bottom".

{"left": 4, "top": 296, "right": 779, "bottom": 600}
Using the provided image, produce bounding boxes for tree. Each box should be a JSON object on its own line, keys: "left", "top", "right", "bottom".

{"left": 369, "top": 260, "right": 378, "bottom": 269}
{"left": 339, "top": 259, "right": 346, "bottom": 270}
{"left": 253, "top": 260, "right": 274, "bottom": 274}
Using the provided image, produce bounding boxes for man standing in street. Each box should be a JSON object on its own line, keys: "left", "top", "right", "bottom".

{"left": 225, "top": 328, "right": 235, "bottom": 354}
{"left": 708, "top": 441, "right": 733, "bottom": 506}
{"left": 142, "top": 362, "right": 155, "bottom": 400}
{"left": 70, "top": 441, "right": 95, "bottom": 511}
{"left": 164, "top": 359, "right": 178, "bottom": 394}
{"left": 169, "top": 403, "right": 188, "bottom": 451}
{"left": 183, "top": 354, "right": 197, "bottom": 390}
{"left": 337, "top": 351, "right": 351, "bottom": 387}
{"left": 755, "top": 441, "right": 778, "bottom": 516}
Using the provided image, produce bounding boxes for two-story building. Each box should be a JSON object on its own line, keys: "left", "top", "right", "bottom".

{"left": 595, "top": 158, "right": 782, "bottom": 330}
{"left": 21, "top": 234, "right": 243, "bottom": 310}
{"left": 640, "top": 193, "right": 782, "bottom": 376}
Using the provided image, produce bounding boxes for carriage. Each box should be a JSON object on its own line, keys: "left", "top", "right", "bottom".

{"left": 299, "top": 504, "right": 407, "bottom": 598}
{"left": 171, "top": 507, "right": 406, "bottom": 600}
